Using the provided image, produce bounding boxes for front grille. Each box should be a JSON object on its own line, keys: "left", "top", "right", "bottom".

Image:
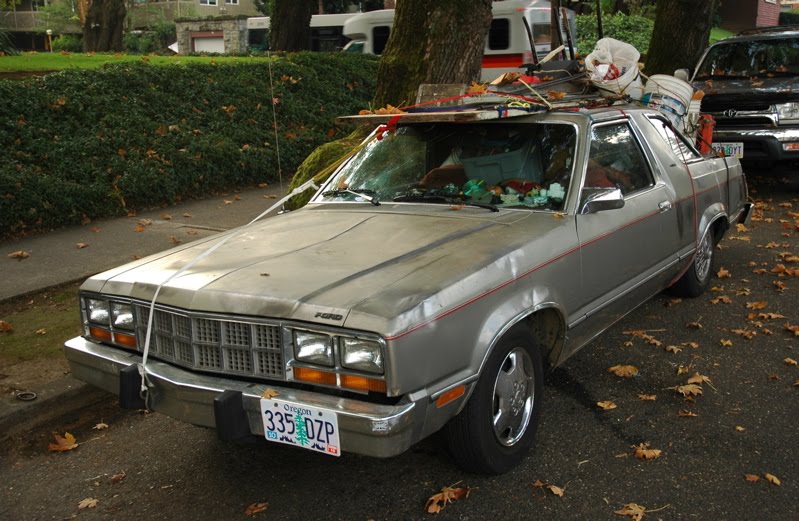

{"left": 714, "top": 117, "right": 777, "bottom": 129}
{"left": 134, "top": 303, "right": 285, "bottom": 380}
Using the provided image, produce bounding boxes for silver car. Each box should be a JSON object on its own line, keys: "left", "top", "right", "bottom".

{"left": 65, "top": 104, "right": 751, "bottom": 474}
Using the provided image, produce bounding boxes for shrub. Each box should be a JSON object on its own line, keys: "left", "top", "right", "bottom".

{"left": 0, "top": 30, "right": 17, "bottom": 55}
{"left": 51, "top": 34, "right": 83, "bottom": 53}
{"left": 0, "top": 53, "right": 378, "bottom": 237}
{"left": 576, "top": 13, "right": 654, "bottom": 57}
{"left": 779, "top": 11, "right": 799, "bottom": 25}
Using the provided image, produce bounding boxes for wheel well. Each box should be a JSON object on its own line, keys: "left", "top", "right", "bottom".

{"left": 711, "top": 216, "right": 728, "bottom": 245}
{"left": 518, "top": 308, "right": 565, "bottom": 368}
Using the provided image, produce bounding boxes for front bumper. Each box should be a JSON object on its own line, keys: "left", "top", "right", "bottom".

{"left": 713, "top": 126, "right": 799, "bottom": 163}
{"left": 64, "top": 336, "right": 426, "bottom": 458}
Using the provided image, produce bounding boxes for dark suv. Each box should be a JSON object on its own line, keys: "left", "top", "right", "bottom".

{"left": 689, "top": 26, "right": 799, "bottom": 169}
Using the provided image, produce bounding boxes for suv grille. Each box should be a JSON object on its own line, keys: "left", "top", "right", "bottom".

{"left": 134, "top": 303, "right": 285, "bottom": 379}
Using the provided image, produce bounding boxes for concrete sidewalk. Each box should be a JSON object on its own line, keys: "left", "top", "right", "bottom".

{"left": 0, "top": 182, "right": 291, "bottom": 440}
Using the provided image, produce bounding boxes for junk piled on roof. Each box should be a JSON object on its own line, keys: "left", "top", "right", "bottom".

{"left": 352, "top": 37, "right": 713, "bottom": 154}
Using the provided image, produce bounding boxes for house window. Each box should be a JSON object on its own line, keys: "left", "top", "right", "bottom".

{"left": 764, "top": 0, "right": 777, "bottom": 4}
{"left": 226, "top": 0, "right": 238, "bottom": 4}
{"left": 200, "top": 0, "right": 218, "bottom": 6}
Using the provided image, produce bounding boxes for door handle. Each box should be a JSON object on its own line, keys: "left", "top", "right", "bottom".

{"left": 658, "top": 201, "right": 672, "bottom": 212}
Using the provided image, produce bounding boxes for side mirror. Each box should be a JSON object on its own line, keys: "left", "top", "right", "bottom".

{"left": 673, "top": 68, "right": 691, "bottom": 82}
{"left": 580, "top": 187, "right": 625, "bottom": 214}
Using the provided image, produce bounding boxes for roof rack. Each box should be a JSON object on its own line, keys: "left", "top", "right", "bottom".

{"left": 736, "top": 25, "right": 799, "bottom": 36}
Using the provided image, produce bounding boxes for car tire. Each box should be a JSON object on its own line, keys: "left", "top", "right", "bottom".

{"left": 670, "top": 228, "right": 715, "bottom": 298}
{"left": 444, "top": 327, "right": 543, "bottom": 474}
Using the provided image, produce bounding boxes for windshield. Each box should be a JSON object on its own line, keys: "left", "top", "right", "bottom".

{"left": 316, "top": 122, "right": 577, "bottom": 212}
{"left": 695, "top": 37, "right": 799, "bottom": 79}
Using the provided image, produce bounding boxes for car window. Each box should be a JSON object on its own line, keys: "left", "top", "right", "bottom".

{"left": 584, "top": 123, "right": 654, "bottom": 196}
{"left": 487, "top": 18, "right": 510, "bottom": 50}
{"left": 317, "top": 123, "right": 577, "bottom": 212}
{"left": 695, "top": 37, "right": 799, "bottom": 78}
{"left": 647, "top": 116, "right": 702, "bottom": 162}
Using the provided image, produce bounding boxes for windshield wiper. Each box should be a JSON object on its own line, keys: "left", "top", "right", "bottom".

{"left": 393, "top": 194, "right": 498, "bottom": 212}
{"left": 322, "top": 188, "right": 380, "bottom": 206}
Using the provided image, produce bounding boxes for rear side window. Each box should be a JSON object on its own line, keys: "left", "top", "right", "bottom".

{"left": 373, "top": 25, "right": 390, "bottom": 55}
{"left": 648, "top": 117, "right": 701, "bottom": 162}
{"left": 487, "top": 18, "right": 510, "bottom": 50}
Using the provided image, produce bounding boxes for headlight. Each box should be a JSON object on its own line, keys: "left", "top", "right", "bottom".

{"left": 294, "top": 330, "right": 334, "bottom": 367}
{"left": 341, "top": 337, "right": 383, "bottom": 374}
{"left": 86, "top": 298, "right": 110, "bottom": 325}
{"left": 111, "top": 302, "right": 134, "bottom": 330}
{"left": 777, "top": 102, "right": 799, "bottom": 122}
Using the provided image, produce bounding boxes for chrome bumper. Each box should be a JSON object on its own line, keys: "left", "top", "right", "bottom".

{"left": 713, "top": 126, "right": 799, "bottom": 162}
{"left": 64, "top": 337, "right": 426, "bottom": 458}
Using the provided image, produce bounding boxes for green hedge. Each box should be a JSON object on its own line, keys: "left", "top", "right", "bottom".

{"left": 576, "top": 13, "right": 654, "bottom": 57}
{"left": 779, "top": 11, "right": 799, "bottom": 25}
{"left": 0, "top": 52, "right": 377, "bottom": 237}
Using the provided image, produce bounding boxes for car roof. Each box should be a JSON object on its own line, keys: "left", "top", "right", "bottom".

{"left": 713, "top": 26, "right": 799, "bottom": 45}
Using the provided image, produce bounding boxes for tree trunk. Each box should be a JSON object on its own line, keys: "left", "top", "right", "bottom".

{"left": 270, "top": 0, "right": 313, "bottom": 51}
{"left": 645, "top": 0, "right": 717, "bottom": 75}
{"left": 83, "top": 0, "right": 126, "bottom": 52}
{"left": 373, "top": 0, "right": 492, "bottom": 107}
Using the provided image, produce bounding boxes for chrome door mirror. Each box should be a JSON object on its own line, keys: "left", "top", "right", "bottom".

{"left": 580, "top": 187, "right": 625, "bottom": 214}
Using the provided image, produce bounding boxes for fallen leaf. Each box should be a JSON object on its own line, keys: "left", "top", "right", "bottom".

{"left": 597, "top": 400, "right": 617, "bottom": 410}
{"left": 774, "top": 280, "right": 787, "bottom": 292}
{"left": 681, "top": 342, "right": 700, "bottom": 349}
{"left": 170, "top": 236, "right": 183, "bottom": 245}
{"left": 547, "top": 485, "right": 565, "bottom": 497}
{"left": 784, "top": 323, "right": 799, "bottom": 336}
{"left": 736, "top": 223, "right": 749, "bottom": 233}
{"left": 93, "top": 422, "right": 108, "bottom": 430}
{"left": 678, "top": 409, "right": 698, "bottom": 417}
{"left": 90, "top": 226, "right": 101, "bottom": 233}
{"left": 244, "top": 502, "right": 269, "bottom": 516}
{"left": 261, "top": 388, "right": 279, "bottom": 399}
{"left": 35, "top": 328, "right": 47, "bottom": 335}
{"left": 687, "top": 373, "right": 713, "bottom": 386}
{"left": 78, "top": 498, "right": 98, "bottom": 509}
{"left": 553, "top": 213, "right": 565, "bottom": 219}
{"left": 732, "top": 329, "right": 756, "bottom": 340}
{"left": 717, "top": 267, "right": 731, "bottom": 278}
{"left": 785, "top": 358, "right": 797, "bottom": 366}
{"left": 110, "top": 471, "right": 126, "bottom": 484}
{"left": 744, "top": 474, "right": 760, "bottom": 482}
{"left": 735, "top": 426, "right": 746, "bottom": 432}
{"left": 425, "top": 483, "right": 471, "bottom": 514}
{"left": 183, "top": 212, "right": 193, "bottom": 218}
{"left": 0, "top": 321, "right": 13, "bottom": 333}
{"left": 608, "top": 365, "right": 639, "bottom": 378}
{"left": 638, "top": 394, "right": 657, "bottom": 401}
{"left": 75, "top": 242, "right": 90, "bottom": 249}
{"left": 48, "top": 432, "right": 78, "bottom": 451}
{"left": 224, "top": 200, "right": 234, "bottom": 205}
{"left": 746, "top": 301, "right": 768, "bottom": 310}
{"left": 160, "top": 213, "right": 172, "bottom": 220}
{"left": 547, "top": 90, "right": 567, "bottom": 101}
{"left": 710, "top": 295, "right": 732, "bottom": 304}
{"left": 633, "top": 442, "right": 662, "bottom": 460}
{"left": 665, "top": 298, "right": 682, "bottom": 307}
{"left": 615, "top": 503, "right": 647, "bottom": 521}
{"left": 449, "top": 205, "right": 465, "bottom": 211}
{"left": 532, "top": 479, "right": 546, "bottom": 488}
{"left": 8, "top": 250, "right": 30, "bottom": 260}
{"left": 675, "top": 384, "right": 703, "bottom": 397}
{"left": 258, "top": 183, "right": 269, "bottom": 188}
{"left": 765, "top": 473, "right": 781, "bottom": 486}
{"left": 665, "top": 345, "right": 682, "bottom": 354}
{"left": 686, "top": 320, "right": 703, "bottom": 329}
{"left": 720, "top": 339, "right": 733, "bottom": 347}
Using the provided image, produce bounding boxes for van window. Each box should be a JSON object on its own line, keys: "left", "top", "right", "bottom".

{"left": 373, "top": 25, "right": 391, "bottom": 55}
{"left": 487, "top": 18, "right": 510, "bottom": 50}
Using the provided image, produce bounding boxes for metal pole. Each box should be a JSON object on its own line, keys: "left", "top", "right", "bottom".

{"left": 596, "top": 0, "right": 604, "bottom": 40}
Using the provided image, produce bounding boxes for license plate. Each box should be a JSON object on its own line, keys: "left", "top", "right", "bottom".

{"left": 260, "top": 398, "right": 340, "bottom": 457}
{"left": 712, "top": 142, "right": 743, "bottom": 158}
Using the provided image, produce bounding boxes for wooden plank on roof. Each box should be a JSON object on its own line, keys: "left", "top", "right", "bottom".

{"left": 336, "top": 108, "right": 536, "bottom": 125}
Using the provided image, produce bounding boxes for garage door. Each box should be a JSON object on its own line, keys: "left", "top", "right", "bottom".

{"left": 193, "top": 37, "right": 225, "bottom": 54}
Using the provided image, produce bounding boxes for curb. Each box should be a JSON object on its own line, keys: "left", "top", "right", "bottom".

{"left": 0, "top": 375, "right": 112, "bottom": 441}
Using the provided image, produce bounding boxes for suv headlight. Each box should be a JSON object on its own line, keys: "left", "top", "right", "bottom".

{"left": 777, "top": 102, "right": 799, "bottom": 122}
{"left": 86, "top": 298, "right": 110, "bottom": 325}
{"left": 294, "top": 330, "right": 334, "bottom": 367}
{"left": 341, "top": 337, "right": 383, "bottom": 374}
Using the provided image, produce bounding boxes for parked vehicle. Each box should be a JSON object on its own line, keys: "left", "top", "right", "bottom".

{"left": 342, "top": 0, "right": 578, "bottom": 82}
{"left": 247, "top": 13, "right": 357, "bottom": 52}
{"left": 64, "top": 100, "right": 751, "bottom": 474}
{"left": 687, "top": 26, "right": 799, "bottom": 168}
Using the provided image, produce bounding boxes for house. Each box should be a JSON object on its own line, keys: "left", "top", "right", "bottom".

{"left": 718, "top": 0, "right": 782, "bottom": 33}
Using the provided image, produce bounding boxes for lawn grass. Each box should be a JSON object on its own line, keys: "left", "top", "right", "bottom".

{"left": 710, "top": 27, "right": 735, "bottom": 44}
{"left": 0, "top": 52, "right": 272, "bottom": 72}
{"left": 0, "top": 281, "right": 82, "bottom": 364}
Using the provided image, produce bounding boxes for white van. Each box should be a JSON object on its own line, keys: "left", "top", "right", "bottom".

{"left": 342, "top": 0, "right": 578, "bottom": 82}
{"left": 247, "top": 13, "right": 358, "bottom": 52}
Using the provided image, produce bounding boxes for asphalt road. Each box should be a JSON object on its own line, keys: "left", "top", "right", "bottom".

{"left": 1, "top": 174, "right": 796, "bottom": 521}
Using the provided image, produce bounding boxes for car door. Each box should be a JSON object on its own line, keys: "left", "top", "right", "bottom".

{"left": 572, "top": 120, "right": 681, "bottom": 327}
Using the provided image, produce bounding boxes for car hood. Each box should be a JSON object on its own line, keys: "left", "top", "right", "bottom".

{"left": 87, "top": 204, "right": 562, "bottom": 335}
{"left": 693, "top": 76, "right": 799, "bottom": 107}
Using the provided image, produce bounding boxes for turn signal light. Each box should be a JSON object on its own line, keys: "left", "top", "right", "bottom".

{"left": 783, "top": 142, "right": 799, "bottom": 152}
{"left": 89, "top": 326, "right": 112, "bottom": 342}
{"left": 435, "top": 385, "right": 465, "bottom": 408}
{"left": 294, "top": 367, "right": 337, "bottom": 386}
{"left": 113, "top": 332, "right": 138, "bottom": 349}
{"left": 340, "top": 374, "right": 387, "bottom": 393}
